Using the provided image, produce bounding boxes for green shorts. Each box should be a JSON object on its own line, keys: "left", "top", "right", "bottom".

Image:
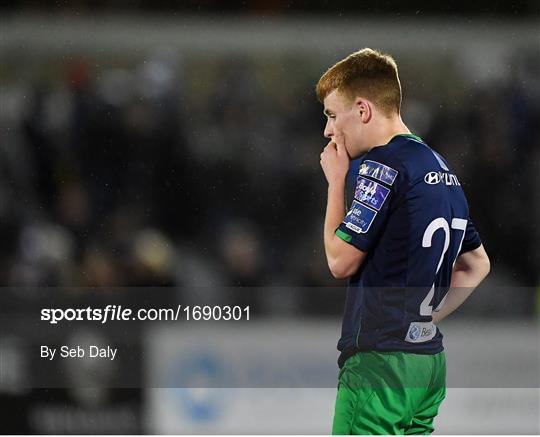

{"left": 332, "top": 351, "right": 446, "bottom": 435}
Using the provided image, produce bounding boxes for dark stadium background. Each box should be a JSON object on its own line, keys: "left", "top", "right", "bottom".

{"left": 1, "top": 1, "right": 539, "bottom": 434}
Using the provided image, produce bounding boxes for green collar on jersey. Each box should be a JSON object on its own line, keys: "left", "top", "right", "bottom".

{"left": 391, "top": 133, "right": 424, "bottom": 143}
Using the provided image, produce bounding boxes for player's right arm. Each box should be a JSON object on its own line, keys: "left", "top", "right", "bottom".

{"left": 320, "top": 140, "right": 366, "bottom": 279}
{"left": 432, "top": 244, "right": 490, "bottom": 323}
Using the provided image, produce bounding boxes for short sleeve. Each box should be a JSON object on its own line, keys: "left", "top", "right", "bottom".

{"left": 336, "top": 158, "right": 404, "bottom": 253}
{"left": 459, "top": 218, "right": 482, "bottom": 254}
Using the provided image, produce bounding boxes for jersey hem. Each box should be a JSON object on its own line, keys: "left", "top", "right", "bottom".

{"left": 338, "top": 344, "right": 445, "bottom": 368}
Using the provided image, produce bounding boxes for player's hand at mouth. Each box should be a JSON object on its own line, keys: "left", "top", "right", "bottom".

{"left": 320, "top": 139, "right": 350, "bottom": 185}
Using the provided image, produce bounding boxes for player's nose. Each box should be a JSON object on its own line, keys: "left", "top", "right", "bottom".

{"left": 324, "top": 120, "right": 333, "bottom": 139}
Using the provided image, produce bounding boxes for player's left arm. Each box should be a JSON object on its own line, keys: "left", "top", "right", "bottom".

{"left": 320, "top": 141, "right": 366, "bottom": 278}
{"left": 432, "top": 244, "right": 490, "bottom": 323}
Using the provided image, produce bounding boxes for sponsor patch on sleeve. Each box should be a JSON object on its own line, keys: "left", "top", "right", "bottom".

{"left": 354, "top": 177, "right": 390, "bottom": 211}
{"left": 343, "top": 200, "right": 377, "bottom": 234}
{"left": 359, "top": 160, "right": 398, "bottom": 185}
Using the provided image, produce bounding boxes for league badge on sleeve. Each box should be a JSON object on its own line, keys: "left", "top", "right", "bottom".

{"left": 359, "top": 160, "right": 398, "bottom": 185}
{"left": 354, "top": 177, "right": 390, "bottom": 211}
{"left": 344, "top": 200, "right": 377, "bottom": 234}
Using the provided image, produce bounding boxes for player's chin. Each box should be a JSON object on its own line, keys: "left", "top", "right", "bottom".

{"left": 346, "top": 146, "right": 360, "bottom": 160}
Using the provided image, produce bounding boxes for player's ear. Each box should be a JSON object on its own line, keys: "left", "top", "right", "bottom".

{"left": 354, "top": 97, "right": 371, "bottom": 123}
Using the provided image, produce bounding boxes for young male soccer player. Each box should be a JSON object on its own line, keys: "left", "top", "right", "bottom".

{"left": 317, "top": 49, "right": 490, "bottom": 434}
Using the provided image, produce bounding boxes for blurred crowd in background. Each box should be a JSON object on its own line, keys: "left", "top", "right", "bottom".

{"left": 1, "top": 11, "right": 539, "bottom": 317}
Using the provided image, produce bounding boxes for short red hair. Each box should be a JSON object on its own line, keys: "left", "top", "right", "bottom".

{"left": 316, "top": 48, "right": 402, "bottom": 116}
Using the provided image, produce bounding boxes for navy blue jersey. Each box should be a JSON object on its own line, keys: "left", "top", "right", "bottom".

{"left": 336, "top": 134, "right": 481, "bottom": 366}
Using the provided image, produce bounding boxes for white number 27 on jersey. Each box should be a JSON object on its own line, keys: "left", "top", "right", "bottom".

{"left": 420, "top": 217, "right": 467, "bottom": 316}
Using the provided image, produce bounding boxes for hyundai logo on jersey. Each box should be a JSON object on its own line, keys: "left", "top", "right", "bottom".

{"left": 424, "top": 171, "right": 460, "bottom": 186}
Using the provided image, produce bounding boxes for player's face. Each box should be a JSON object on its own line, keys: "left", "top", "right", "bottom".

{"left": 323, "top": 90, "right": 365, "bottom": 158}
